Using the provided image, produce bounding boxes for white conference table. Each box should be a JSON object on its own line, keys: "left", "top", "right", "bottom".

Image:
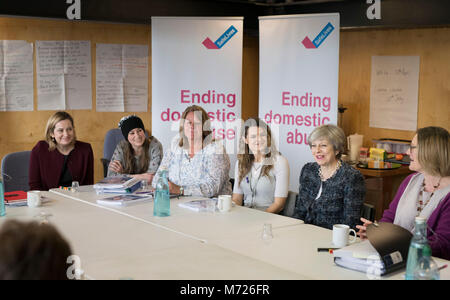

{"left": 3, "top": 186, "right": 449, "bottom": 280}
{"left": 1, "top": 191, "right": 305, "bottom": 280}
{"left": 50, "top": 186, "right": 304, "bottom": 242}
{"left": 48, "top": 186, "right": 450, "bottom": 280}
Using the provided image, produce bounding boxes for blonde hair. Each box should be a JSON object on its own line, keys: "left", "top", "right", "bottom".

{"left": 45, "top": 111, "right": 76, "bottom": 151}
{"left": 417, "top": 126, "right": 450, "bottom": 177}
{"left": 178, "top": 105, "right": 213, "bottom": 148}
{"left": 307, "top": 124, "right": 346, "bottom": 159}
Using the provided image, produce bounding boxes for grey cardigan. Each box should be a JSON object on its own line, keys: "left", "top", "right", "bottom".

{"left": 293, "top": 162, "right": 365, "bottom": 230}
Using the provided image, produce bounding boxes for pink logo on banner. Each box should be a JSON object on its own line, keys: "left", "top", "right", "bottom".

{"left": 301, "top": 22, "right": 335, "bottom": 49}
{"left": 202, "top": 26, "right": 238, "bottom": 50}
{"left": 301, "top": 37, "right": 316, "bottom": 49}
{"left": 202, "top": 38, "right": 219, "bottom": 49}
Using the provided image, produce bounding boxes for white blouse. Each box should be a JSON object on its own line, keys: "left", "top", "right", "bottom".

{"left": 153, "top": 140, "right": 232, "bottom": 198}
{"left": 233, "top": 154, "right": 289, "bottom": 211}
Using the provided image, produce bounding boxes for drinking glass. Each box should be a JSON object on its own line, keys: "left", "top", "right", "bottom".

{"left": 71, "top": 181, "right": 80, "bottom": 192}
{"left": 261, "top": 223, "right": 273, "bottom": 241}
{"left": 206, "top": 199, "right": 216, "bottom": 214}
{"left": 141, "top": 180, "right": 148, "bottom": 192}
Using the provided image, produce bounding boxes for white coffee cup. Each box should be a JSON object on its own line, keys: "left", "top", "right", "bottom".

{"left": 27, "top": 190, "right": 42, "bottom": 207}
{"left": 217, "top": 195, "right": 232, "bottom": 213}
{"left": 332, "top": 224, "right": 357, "bottom": 248}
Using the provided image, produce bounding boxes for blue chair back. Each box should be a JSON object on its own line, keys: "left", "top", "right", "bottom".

{"left": 1, "top": 151, "right": 32, "bottom": 192}
{"left": 280, "top": 191, "right": 298, "bottom": 217}
{"left": 103, "top": 129, "right": 125, "bottom": 161}
{"left": 101, "top": 129, "right": 125, "bottom": 178}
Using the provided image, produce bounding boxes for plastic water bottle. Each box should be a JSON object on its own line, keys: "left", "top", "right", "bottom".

{"left": 0, "top": 178, "right": 6, "bottom": 217}
{"left": 153, "top": 169, "right": 170, "bottom": 217}
{"left": 405, "top": 217, "right": 430, "bottom": 280}
{"left": 413, "top": 246, "right": 440, "bottom": 280}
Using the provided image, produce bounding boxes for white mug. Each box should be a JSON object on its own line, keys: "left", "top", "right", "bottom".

{"left": 217, "top": 195, "right": 232, "bottom": 213}
{"left": 332, "top": 224, "right": 357, "bottom": 248}
{"left": 27, "top": 190, "right": 42, "bottom": 207}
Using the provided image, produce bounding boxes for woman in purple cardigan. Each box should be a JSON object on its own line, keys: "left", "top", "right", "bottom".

{"left": 357, "top": 126, "right": 450, "bottom": 260}
{"left": 29, "top": 111, "right": 94, "bottom": 191}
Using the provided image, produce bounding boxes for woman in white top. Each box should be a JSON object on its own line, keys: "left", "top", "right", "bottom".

{"left": 153, "top": 105, "right": 232, "bottom": 197}
{"left": 232, "top": 118, "right": 289, "bottom": 213}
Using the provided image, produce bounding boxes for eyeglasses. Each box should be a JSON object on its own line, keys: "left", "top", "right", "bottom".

{"left": 409, "top": 145, "right": 417, "bottom": 150}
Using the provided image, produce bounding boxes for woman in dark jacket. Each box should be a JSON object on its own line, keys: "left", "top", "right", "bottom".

{"left": 29, "top": 111, "right": 93, "bottom": 191}
{"left": 293, "top": 124, "right": 365, "bottom": 230}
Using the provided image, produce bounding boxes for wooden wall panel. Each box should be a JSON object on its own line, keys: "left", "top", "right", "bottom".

{"left": 0, "top": 17, "right": 151, "bottom": 184}
{"left": 339, "top": 27, "right": 450, "bottom": 147}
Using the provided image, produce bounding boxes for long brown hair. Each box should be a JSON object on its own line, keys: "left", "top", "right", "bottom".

{"left": 178, "top": 105, "right": 213, "bottom": 148}
{"left": 237, "top": 118, "right": 279, "bottom": 186}
{"left": 45, "top": 111, "right": 77, "bottom": 151}
{"left": 122, "top": 136, "right": 152, "bottom": 174}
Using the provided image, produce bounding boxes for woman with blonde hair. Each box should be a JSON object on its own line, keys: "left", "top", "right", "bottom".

{"left": 29, "top": 111, "right": 93, "bottom": 190}
{"left": 153, "top": 105, "right": 231, "bottom": 197}
{"left": 358, "top": 126, "right": 450, "bottom": 259}
{"left": 232, "top": 118, "right": 289, "bottom": 213}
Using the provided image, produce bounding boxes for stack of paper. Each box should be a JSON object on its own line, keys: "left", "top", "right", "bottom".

{"left": 333, "top": 240, "right": 385, "bottom": 275}
{"left": 97, "top": 194, "right": 151, "bottom": 206}
{"left": 178, "top": 199, "right": 216, "bottom": 212}
{"left": 94, "top": 175, "right": 142, "bottom": 194}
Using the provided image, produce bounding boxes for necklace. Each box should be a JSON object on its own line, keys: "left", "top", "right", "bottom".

{"left": 318, "top": 160, "right": 342, "bottom": 182}
{"left": 253, "top": 163, "right": 262, "bottom": 173}
{"left": 417, "top": 177, "right": 441, "bottom": 216}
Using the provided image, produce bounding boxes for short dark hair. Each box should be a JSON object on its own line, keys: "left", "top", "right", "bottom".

{"left": 0, "top": 220, "right": 73, "bottom": 280}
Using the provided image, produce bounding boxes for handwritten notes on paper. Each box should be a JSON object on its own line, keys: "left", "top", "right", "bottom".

{"left": 0, "top": 40, "right": 33, "bottom": 111}
{"left": 96, "top": 44, "right": 148, "bottom": 112}
{"left": 369, "top": 56, "right": 420, "bottom": 131}
{"left": 36, "top": 41, "right": 92, "bottom": 110}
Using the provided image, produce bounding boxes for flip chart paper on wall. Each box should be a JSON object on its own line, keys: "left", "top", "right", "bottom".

{"left": 369, "top": 56, "right": 420, "bottom": 131}
{"left": 96, "top": 44, "right": 148, "bottom": 112}
{"left": 0, "top": 40, "right": 33, "bottom": 111}
{"left": 36, "top": 41, "right": 92, "bottom": 111}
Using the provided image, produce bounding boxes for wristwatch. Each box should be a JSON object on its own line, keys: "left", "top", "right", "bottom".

{"left": 179, "top": 186, "right": 184, "bottom": 196}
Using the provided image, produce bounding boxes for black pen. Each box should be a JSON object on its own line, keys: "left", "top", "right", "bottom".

{"left": 317, "top": 248, "right": 339, "bottom": 253}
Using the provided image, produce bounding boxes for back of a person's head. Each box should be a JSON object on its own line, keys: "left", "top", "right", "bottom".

{"left": 0, "top": 220, "right": 72, "bottom": 280}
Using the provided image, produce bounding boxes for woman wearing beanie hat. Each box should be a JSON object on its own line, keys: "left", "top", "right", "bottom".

{"left": 108, "top": 115, "right": 163, "bottom": 185}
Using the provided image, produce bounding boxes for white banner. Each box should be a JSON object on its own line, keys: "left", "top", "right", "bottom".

{"left": 152, "top": 17, "right": 243, "bottom": 175}
{"left": 259, "top": 13, "right": 339, "bottom": 191}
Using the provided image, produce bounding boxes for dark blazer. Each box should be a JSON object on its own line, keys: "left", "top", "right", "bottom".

{"left": 29, "top": 140, "right": 94, "bottom": 191}
{"left": 293, "top": 162, "right": 365, "bottom": 230}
